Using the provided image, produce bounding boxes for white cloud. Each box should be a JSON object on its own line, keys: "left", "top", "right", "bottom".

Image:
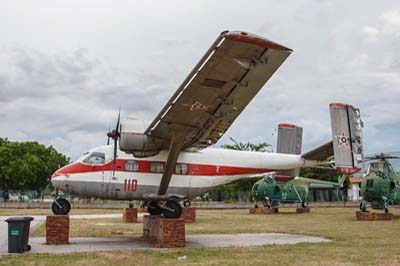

{"left": 0, "top": 0, "right": 400, "bottom": 159}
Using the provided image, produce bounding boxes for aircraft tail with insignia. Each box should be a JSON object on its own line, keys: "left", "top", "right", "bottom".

{"left": 302, "top": 103, "right": 364, "bottom": 175}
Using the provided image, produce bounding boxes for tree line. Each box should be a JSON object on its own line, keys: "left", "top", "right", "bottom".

{"left": 0, "top": 138, "right": 69, "bottom": 194}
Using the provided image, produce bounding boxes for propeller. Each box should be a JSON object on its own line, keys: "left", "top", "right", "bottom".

{"left": 107, "top": 108, "right": 121, "bottom": 177}
{"left": 107, "top": 126, "right": 111, "bottom": 145}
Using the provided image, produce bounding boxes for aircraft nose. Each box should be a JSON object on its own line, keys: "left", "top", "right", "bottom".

{"left": 51, "top": 164, "right": 71, "bottom": 189}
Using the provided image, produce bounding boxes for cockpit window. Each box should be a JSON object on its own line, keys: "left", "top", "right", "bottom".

{"left": 370, "top": 161, "right": 389, "bottom": 175}
{"left": 83, "top": 152, "right": 106, "bottom": 165}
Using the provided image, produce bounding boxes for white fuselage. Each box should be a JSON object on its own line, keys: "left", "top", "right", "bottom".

{"left": 51, "top": 145, "right": 316, "bottom": 200}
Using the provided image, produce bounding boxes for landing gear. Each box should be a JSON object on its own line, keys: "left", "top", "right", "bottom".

{"left": 162, "top": 200, "right": 182, "bottom": 219}
{"left": 52, "top": 198, "right": 71, "bottom": 215}
{"left": 360, "top": 199, "right": 367, "bottom": 212}
{"left": 183, "top": 200, "right": 191, "bottom": 208}
{"left": 147, "top": 200, "right": 183, "bottom": 219}
{"left": 384, "top": 199, "right": 389, "bottom": 214}
{"left": 301, "top": 201, "right": 308, "bottom": 208}
{"left": 264, "top": 199, "right": 278, "bottom": 209}
{"left": 148, "top": 201, "right": 162, "bottom": 215}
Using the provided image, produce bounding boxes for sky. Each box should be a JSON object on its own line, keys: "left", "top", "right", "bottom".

{"left": 1, "top": 0, "right": 400, "bottom": 160}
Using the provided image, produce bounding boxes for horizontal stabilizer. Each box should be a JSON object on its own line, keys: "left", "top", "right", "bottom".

{"left": 302, "top": 141, "right": 333, "bottom": 162}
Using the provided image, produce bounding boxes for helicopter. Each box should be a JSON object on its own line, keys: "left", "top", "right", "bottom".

{"left": 252, "top": 174, "right": 346, "bottom": 209}
{"left": 359, "top": 153, "right": 400, "bottom": 213}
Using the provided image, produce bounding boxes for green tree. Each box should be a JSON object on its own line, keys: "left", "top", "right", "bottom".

{"left": 221, "top": 137, "right": 271, "bottom": 152}
{"left": 0, "top": 139, "right": 69, "bottom": 193}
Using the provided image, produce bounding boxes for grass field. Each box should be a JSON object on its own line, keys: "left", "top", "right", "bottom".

{"left": 1, "top": 208, "right": 400, "bottom": 266}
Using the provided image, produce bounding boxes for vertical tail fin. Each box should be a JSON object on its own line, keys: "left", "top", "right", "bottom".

{"left": 329, "top": 103, "right": 363, "bottom": 174}
{"left": 276, "top": 123, "right": 303, "bottom": 178}
{"left": 276, "top": 123, "right": 303, "bottom": 155}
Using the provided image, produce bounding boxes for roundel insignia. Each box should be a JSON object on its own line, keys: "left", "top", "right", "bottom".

{"left": 336, "top": 131, "right": 350, "bottom": 149}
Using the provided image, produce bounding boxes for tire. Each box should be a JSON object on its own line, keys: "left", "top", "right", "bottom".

{"left": 52, "top": 198, "right": 71, "bottom": 215}
{"left": 254, "top": 204, "right": 259, "bottom": 209}
{"left": 26, "top": 244, "right": 31, "bottom": 251}
{"left": 148, "top": 201, "right": 162, "bottom": 215}
{"left": 385, "top": 208, "right": 389, "bottom": 214}
{"left": 301, "top": 202, "right": 308, "bottom": 208}
{"left": 163, "top": 200, "right": 182, "bottom": 219}
{"left": 183, "top": 200, "right": 191, "bottom": 208}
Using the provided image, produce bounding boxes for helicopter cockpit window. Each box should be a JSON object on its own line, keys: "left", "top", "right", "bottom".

{"left": 83, "top": 152, "right": 106, "bottom": 165}
{"left": 370, "top": 162, "right": 389, "bottom": 175}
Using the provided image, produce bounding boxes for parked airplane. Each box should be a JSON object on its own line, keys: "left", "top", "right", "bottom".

{"left": 359, "top": 154, "right": 400, "bottom": 213}
{"left": 51, "top": 30, "right": 363, "bottom": 219}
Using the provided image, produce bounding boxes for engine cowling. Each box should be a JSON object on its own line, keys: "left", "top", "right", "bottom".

{"left": 119, "top": 118, "right": 161, "bottom": 157}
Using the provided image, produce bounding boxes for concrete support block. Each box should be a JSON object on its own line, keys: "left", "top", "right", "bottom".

{"left": 249, "top": 208, "right": 278, "bottom": 214}
{"left": 46, "top": 215, "right": 69, "bottom": 245}
{"left": 356, "top": 211, "right": 393, "bottom": 221}
{"left": 182, "top": 208, "right": 196, "bottom": 223}
{"left": 123, "top": 208, "right": 138, "bottom": 223}
{"left": 296, "top": 207, "right": 311, "bottom": 213}
{"left": 143, "top": 215, "right": 185, "bottom": 248}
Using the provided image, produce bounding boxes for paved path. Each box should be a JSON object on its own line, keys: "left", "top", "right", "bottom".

{"left": 7, "top": 233, "right": 330, "bottom": 255}
{"left": 0, "top": 214, "right": 330, "bottom": 255}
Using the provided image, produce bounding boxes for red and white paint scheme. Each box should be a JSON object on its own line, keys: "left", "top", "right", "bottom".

{"left": 51, "top": 145, "right": 320, "bottom": 201}
{"left": 50, "top": 31, "right": 362, "bottom": 218}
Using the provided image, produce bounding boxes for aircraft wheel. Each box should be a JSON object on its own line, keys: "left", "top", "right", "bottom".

{"left": 360, "top": 200, "right": 367, "bottom": 212}
{"left": 385, "top": 208, "right": 389, "bottom": 214}
{"left": 163, "top": 200, "right": 182, "bottom": 219}
{"left": 301, "top": 202, "right": 308, "bottom": 208}
{"left": 52, "top": 198, "right": 71, "bottom": 215}
{"left": 148, "top": 201, "right": 162, "bottom": 215}
{"left": 254, "top": 204, "right": 259, "bottom": 209}
{"left": 183, "top": 200, "right": 191, "bottom": 208}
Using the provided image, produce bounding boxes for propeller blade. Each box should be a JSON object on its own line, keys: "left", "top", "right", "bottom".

{"left": 107, "top": 127, "right": 111, "bottom": 145}
{"left": 112, "top": 107, "right": 121, "bottom": 178}
{"left": 116, "top": 106, "right": 121, "bottom": 134}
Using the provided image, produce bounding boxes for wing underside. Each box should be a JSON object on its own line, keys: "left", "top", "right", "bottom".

{"left": 145, "top": 31, "right": 292, "bottom": 150}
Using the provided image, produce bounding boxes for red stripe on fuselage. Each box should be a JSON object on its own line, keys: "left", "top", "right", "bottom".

{"left": 52, "top": 159, "right": 272, "bottom": 178}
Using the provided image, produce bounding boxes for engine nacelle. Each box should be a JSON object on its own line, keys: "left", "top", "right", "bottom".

{"left": 119, "top": 118, "right": 161, "bottom": 157}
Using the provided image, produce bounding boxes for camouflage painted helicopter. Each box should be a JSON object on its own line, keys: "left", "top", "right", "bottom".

{"left": 359, "top": 153, "right": 400, "bottom": 213}
{"left": 252, "top": 174, "right": 346, "bottom": 208}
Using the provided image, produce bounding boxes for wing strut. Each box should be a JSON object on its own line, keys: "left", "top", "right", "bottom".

{"left": 157, "top": 131, "right": 186, "bottom": 195}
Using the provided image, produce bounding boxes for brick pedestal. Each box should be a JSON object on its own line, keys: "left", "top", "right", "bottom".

{"left": 296, "top": 207, "right": 311, "bottom": 213}
{"left": 249, "top": 208, "right": 278, "bottom": 214}
{"left": 137, "top": 208, "right": 148, "bottom": 213}
{"left": 356, "top": 211, "right": 393, "bottom": 221}
{"left": 143, "top": 215, "right": 185, "bottom": 248}
{"left": 46, "top": 215, "right": 69, "bottom": 245}
{"left": 181, "top": 208, "right": 196, "bottom": 223}
{"left": 123, "top": 208, "right": 138, "bottom": 223}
